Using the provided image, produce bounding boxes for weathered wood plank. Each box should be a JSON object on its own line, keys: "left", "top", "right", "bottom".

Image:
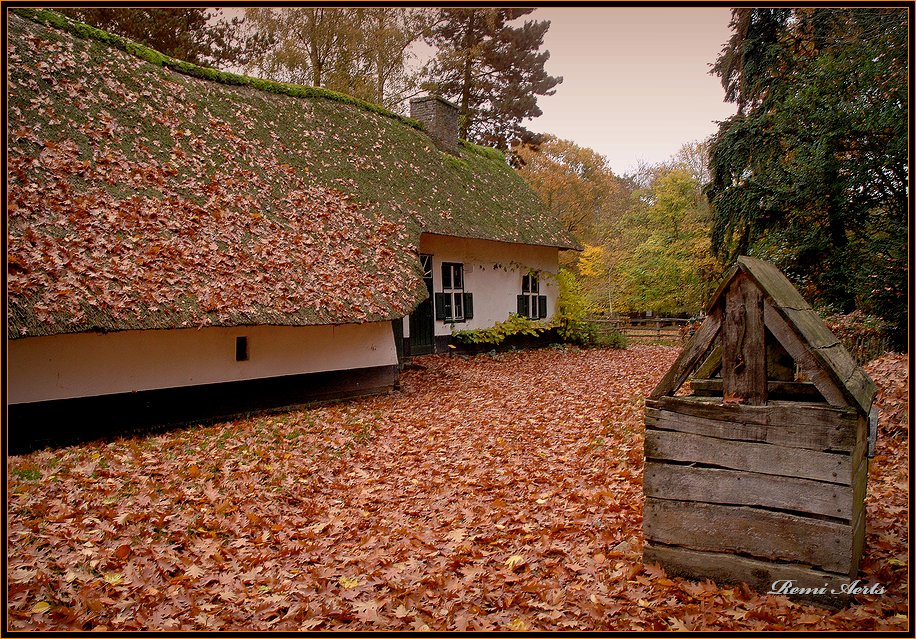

{"left": 645, "top": 397, "right": 859, "bottom": 452}
{"left": 644, "top": 543, "right": 852, "bottom": 608}
{"left": 644, "top": 428, "right": 854, "bottom": 484}
{"left": 736, "top": 255, "right": 812, "bottom": 313}
{"left": 690, "top": 378, "right": 822, "bottom": 401}
{"left": 643, "top": 498, "right": 856, "bottom": 574}
{"left": 643, "top": 462, "right": 855, "bottom": 520}
{"left": 650, "top": 307, "right": 721, "bottom": 398}
{"left": 851, "top": 507, "right": 866, "bottom": 576}
{"left": 722, "top": 274, "right": 767, "bottom": 405}
{"left": 693, "top": 345, "right": 722, "bottom": 379}
{"left": 645, "top": 407, "right": 768, "bottom": 443}
{"left": 852, "top": 456, "right": 868, "bottom": 520}
{"left": 763, "top": 300, "right": 850, "bottom": 408}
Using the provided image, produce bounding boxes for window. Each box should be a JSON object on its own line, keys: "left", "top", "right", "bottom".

{"left": 518, "top": 274, "right": 547, "bottom": 319}
{"left": 435, "top": 262, "right": 473, "bottom": 322}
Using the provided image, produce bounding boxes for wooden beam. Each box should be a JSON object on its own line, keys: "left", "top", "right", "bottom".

{"left": 693, "top": 345, "right": 722, "bottom": 380}
{"left": 763, "top": 300, "right": 849, "bottom": 408}
{"left": 690, "top": 379, "right": 822, "bottom": 401}
{"left": 722, "top": 274, "right": 767, "bottom": 405}
{"left": 644, "top": 428, "right": 855, "bottom": 484}
{"left": 643, "top": 462, "right": 856, "bottom": 520}
{"left": 650, "top": 307, "right": 721, "bottom": 398}
{"left": 645, "top": 397, "right": 859, "bottom": 452}
{"left": 644, "top": 498, "right": 857, "bottom": 574}
{"left": 644, "top": 543, "right": 852, "bottom": 608}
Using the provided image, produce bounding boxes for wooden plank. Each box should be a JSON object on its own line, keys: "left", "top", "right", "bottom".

{"left": 645, "top": 397, "right": 859, "bottom": 452}
{"left": 690, "top": 378, "right": 822, "bottom": 401}
{"left": 644, "top": 428, "right": 854, "bottom": 484}
{"left": 852, "top": 456, "right": 868, "bottom": 519}
{"left": 650, "top": 307, "right": 721, "bottom": 398}
{"left": 643, "top": 498, "right": 855, "bottom": 574}
{"left": 643, "top": 462, "right": 855, "bottom": 520}
{"left": 693, "top": 345, "right": 722, "bottom": 379}
{"left": 736, "top": 256, "right": 813, "bottom": 312}
{"left": 645, "top": 407, "right": 768, "bottom": 443}
{"left": 851, "top": 507, "right": 866, "bottom": 577}
{"left": 644, "top": 543, "right": 851, "bottom": 608}
{"left": 763, "top": 300, "right": 850, "bottom": 409}
{"left": 722, "top": 274, "right": 767, "bottom": 405}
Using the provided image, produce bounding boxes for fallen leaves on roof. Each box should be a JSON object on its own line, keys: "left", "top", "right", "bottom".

{"left": 7, "top": 12, "right": 575, "bottom": 338}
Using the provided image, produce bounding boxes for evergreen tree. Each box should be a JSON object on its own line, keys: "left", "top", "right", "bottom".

{"left": 423, "top": 9, "right": 562, "bottom": 152}
{"left": 706, "top": 8, "right": 907, "bottom": 346}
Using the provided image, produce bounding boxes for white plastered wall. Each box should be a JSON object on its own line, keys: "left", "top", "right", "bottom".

{"left": 9, "top": 321, "right": 397, "bottom": 404}
{"left": 403, "top": 233, "right": 561, "bottom": 338}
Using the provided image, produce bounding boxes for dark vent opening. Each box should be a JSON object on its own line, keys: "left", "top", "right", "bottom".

{"left": 235, "top": 336, "right": 249, "bottom": 361}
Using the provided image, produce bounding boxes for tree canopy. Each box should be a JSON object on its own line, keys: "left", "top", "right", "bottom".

{"left": 242, "top": 8, "right": 430, "bottom": 110}
{"left": 706, "top": 8, "right": 908, "bottom": 345}
{"left": 422, "top": 9, "right": 562, "bottom": 151}
{"left": 57, "top": 8, "right": 244, "bottom": 68}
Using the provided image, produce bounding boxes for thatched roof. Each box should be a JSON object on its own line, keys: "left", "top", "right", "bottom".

{"left": 7, "top": 10, "right": 577, "bottom": 339}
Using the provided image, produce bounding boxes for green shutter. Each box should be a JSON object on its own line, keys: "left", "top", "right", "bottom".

{"left": 538, "top": 295, "right": 548, "bottom": 319}
{"left": 463, "top": 292, "right": 474, "bottom": 320}
{"left": 517, "top": 295, "right": 527, "bottom": 317}
{"left": 434, "top": 293, "right": 447, "bottom": 320}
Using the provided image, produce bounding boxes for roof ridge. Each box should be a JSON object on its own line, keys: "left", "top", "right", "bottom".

{"left": 11, "top": 7, "right": 422, "bottom": 131}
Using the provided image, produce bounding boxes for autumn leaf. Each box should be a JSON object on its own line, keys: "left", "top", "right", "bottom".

{"left": 4, "top": 345, "right": 908, "bottom": 631}
{"left": 338, "top": 576, "right": 360, "bottom": 589}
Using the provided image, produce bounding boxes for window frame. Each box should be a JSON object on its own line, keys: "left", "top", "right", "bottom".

{"left": 522, "top": 274, "right": 540, "bottom": 320}
{"left": 442, "top": 262, "right": 465, "bottom": 322}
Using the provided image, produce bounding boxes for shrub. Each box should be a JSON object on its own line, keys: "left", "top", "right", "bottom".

{"left": 822, "top": 310, "right": 893, "bottom": 364}
{"left": 452, "top": 313, "right": 548, "bottom": 346}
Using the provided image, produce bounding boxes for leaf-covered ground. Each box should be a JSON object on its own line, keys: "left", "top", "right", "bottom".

{"left": 6, "top": 346, "right": 909, "bottom": 631}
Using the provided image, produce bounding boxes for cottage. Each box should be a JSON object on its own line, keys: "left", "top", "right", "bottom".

{"left": 6, "top": 10, "right": 577, "bottom": 451}
{"left": 643, "top": 256, "right": 877, "bottom": 606}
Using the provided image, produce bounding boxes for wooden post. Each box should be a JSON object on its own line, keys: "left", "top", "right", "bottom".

{"left": 722, "top": 274, "right": 767, "bottom": 405}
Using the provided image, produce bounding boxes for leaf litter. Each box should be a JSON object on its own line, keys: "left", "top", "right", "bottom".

{"left": 6, "top": 346, "right": 909, "bottom": 631}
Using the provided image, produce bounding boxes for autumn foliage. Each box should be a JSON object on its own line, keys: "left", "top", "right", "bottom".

{"left": 6, "top": 347, "right": 908, "bottom": 631}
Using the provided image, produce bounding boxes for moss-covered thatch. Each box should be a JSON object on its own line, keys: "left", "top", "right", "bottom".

{"left": 7, "top": 11, "right": 577, "bottom": 339}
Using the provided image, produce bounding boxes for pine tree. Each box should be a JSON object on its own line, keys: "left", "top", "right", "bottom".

{"left": 423, "top": 9, "right": 562, "bottom": 151}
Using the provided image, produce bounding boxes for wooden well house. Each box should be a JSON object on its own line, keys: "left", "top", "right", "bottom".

{"left": 643, "top": 256, "right": 877, "bottom": 604}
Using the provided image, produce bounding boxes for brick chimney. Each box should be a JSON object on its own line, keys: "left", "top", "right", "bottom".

{"left": 410, "top": 95, "right": 460, "bottom": 155}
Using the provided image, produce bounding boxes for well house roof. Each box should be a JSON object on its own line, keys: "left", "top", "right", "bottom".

{"left": 652, "top": 256, "right": 876, "bottom": 417}
{"left": 7, "top": 10, "right": 577, "bottom": 339}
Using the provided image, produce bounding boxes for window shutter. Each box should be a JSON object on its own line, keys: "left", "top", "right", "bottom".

{"left": 463, "top": 292, "right": 474, "bottom": 320}
{"left": 434, "top": 293, "right": 447, "bottom": 320}
{"left": 538, "top": 295, "right": 548, "bottom": 319}
{"left": 517, "top": 295, "right": 527, "bottom": 317}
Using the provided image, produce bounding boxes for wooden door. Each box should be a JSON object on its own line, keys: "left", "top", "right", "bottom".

{"left": 409, "top": 254, "right": 435, "bottom": 355}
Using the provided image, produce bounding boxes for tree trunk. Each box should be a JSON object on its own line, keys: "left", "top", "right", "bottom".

{"left": 459, "top": 10, "right": 476, "bottom": 139}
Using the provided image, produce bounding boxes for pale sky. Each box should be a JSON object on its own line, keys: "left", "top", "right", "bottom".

{"left": 525, "top": 7, "right": 738, "bottom": 176}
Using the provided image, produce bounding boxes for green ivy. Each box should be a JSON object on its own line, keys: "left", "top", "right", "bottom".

{"left": 452, "top": 313, "right": 549, "bottom": 345}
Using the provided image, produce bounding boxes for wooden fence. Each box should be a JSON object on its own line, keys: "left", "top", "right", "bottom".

{"left": 587, "top": 317, "right": 693, "bottom": 345}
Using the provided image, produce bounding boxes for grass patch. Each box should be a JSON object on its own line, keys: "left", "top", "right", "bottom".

{"left": 11, "top": 466, "right": 42, "bottom": 481}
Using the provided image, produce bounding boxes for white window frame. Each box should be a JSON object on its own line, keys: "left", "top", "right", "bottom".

{"left": 522, "top": 274, "right": 540, "bottom": 320}
{"left": 442, "top": 262, "right": 465, "bottom": 322}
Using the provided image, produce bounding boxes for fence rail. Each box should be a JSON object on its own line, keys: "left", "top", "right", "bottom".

{"left": 585, "top": 317, "right": 695, "bottom": 344}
